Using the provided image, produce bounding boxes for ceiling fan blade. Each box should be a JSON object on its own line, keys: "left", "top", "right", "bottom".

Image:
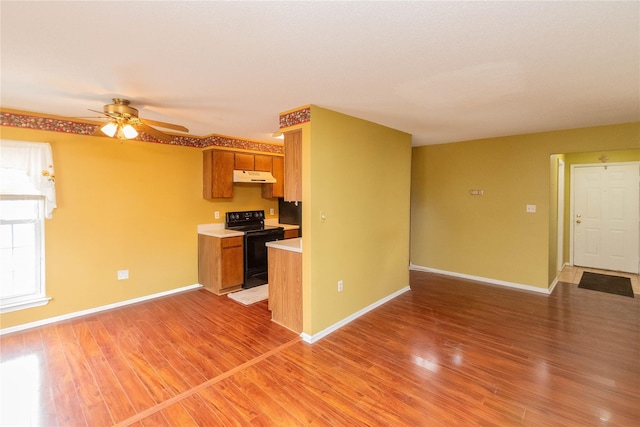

{"left": 88, "top": 108, "right": 122, "bottom": 120}
{"left": 135, "top": 123, "right": 173, "bottom": 142}
{"left": 91, "top": 125, "right": 107, "bottom": 137}
{"left": 140, "top": 118, "right": 188, "bottom": 133}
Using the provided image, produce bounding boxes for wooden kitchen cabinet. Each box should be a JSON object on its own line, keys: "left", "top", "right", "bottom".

{"left": 254, "top": 155, "right": 272, "bottom": 172}
{"left": 262, "top": 156, "right": 284, "bottom": 199}
{"left": 235, "top": 153, "right": 272, "bottom": 172}
{"left": 235, "top": 153, "right": 255, "bottom": 170}
{"left": 198, "top": 235, "right": 244, "bottom": 295}
{"left": 204, "top": 149, "right": 285, "bottom": 200}
{"left": 268, "top": 246, "right": 302, "bottom": 333}
{"left": 283, "top": 229, "right": 299, "bottom": 239}
{"left": 203, "top": 150, "right": 234, "bottom": 199}
{"left": 284, "top": 130, "right": 302, "bottom": 202}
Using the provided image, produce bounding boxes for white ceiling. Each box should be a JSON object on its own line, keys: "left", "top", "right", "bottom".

{"left": 1, "top": 1, "right": 638, "bottom": 146}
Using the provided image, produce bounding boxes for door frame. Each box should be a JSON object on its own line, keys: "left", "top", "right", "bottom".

{"left": 557, "top": 159, "right": 565, "bottom": 271}
{"left": 569, "top": 161, "right": 640, "bottom": 270}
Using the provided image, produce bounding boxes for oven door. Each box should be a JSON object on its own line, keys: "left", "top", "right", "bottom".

{"left": 244, "top": 229, "right": 284, "bottom": 288}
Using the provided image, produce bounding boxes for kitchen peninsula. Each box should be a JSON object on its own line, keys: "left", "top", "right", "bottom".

{"left": 197, "top": 221, "right": 299, "bottom": 295}
{"left": 266, "top": 238, "right": 302, "bottom": 333}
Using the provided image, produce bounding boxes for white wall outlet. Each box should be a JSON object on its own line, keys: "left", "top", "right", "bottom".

{"left": 526, "top": 204, "right": 537, "bottom": 213}
{"left": 117, "top": 270, "right": 129, "bottom": 280}
{"left": 338, "top": 280, "right": 343, "bottom": 292}
{"left": 214, "top": 211, "right": 220, "bottom": 219}
{"left": 270, "top": 208, "right": 275, "bottom": 215}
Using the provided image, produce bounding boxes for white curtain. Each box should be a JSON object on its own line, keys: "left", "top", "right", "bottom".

{"left": 0, "top": 140, "right": 57, "bottom": 218}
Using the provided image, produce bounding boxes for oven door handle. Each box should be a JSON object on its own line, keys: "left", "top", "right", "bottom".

{"left": 246, "top": 230, "right": 282, "bottom": 238}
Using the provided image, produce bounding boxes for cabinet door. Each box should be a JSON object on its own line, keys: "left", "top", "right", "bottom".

{"left": 221, "top": 245, "right": 244, "bottom": 289}
{"left": 203, "top": 150, "right": 234, "bottom": 199}
{"left": 262, "top": 156, "right": 284, "bottom": 199}
{"left": 284, "top": 130, "right": 302, "bottom": 202}
{"left": 235, "top": 153, "right": 254, "bottom": 170}
{"left": 283, "top": 229, "right": 299, "bottom": 239}
{"left": 198, "top": 234, "right": 216, "bottom": 292}
{"left": 254, "top": 155, "right": 272, "bottom": 172}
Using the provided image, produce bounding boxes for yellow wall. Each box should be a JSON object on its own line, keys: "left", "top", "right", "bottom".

{"left": 411, "top": 122, "right": 639, "bottom": 289}
{"left": 0, "top": 127, "right": 278, "bottom": 329}
{"left": 291, "top": 106, "right": 412, "bottom": 335}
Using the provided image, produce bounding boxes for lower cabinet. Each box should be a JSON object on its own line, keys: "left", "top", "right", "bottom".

{"left": 198, "top": 235, "right": 244, "bottom": 295}
{"left": 268, "top": 247, "right": 302, "bottom": 333}
{"left": 283, "top": 229, "right": 299, "bottom": 239}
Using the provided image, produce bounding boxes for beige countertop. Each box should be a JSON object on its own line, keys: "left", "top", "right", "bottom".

{"left": 198, "top": 221, "right": 300, "bottom": 238}
{"left": 266, "top": 237, "right": 302, "bottom": 253}
{"left": 265, "top": 219, "right": 300, "bottom": 231}
{"left": 197, "top": 223, "right": 243, "bottom": 238}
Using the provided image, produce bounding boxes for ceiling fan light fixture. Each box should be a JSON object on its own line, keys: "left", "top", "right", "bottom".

{"left": 101, "top": 122, "right": 118, "bottom": 137}
{"left": 121, "top": 124, "right": 138, "bottom": 139}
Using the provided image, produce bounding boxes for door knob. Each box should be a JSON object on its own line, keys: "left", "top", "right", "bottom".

{"left": 576, "top": 219, "right": 582, "bottom": 224}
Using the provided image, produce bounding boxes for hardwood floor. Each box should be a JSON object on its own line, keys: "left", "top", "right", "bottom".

{"left": 1, "top": 271, "right": 639, "bottom": 426}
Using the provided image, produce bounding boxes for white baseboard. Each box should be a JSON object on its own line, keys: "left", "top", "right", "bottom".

{"left": 0, "top": 284, "right": 203, "bottom": 336}
{"left": 409, "top": 263, "right": 552, "bottom": 295}
{"left": 300, "top": 285, "right": 411, "bottom": 344}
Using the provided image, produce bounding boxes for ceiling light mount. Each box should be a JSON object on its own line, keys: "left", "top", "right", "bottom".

{"left": 104, "top": 98, "right": 139, "bottom": 118}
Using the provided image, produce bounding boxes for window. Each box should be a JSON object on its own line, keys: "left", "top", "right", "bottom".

{"left": 0, "top": 196, "right": 49, "bottom": 313}
{"left": 0, "top": 140, "right": 56, "bottom": 313}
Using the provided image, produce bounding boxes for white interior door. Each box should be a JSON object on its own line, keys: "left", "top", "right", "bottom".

{"left": 573, "top": 163, "right": 639, "bottom": 273}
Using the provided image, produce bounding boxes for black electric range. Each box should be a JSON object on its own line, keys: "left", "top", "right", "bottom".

{"left": 225, "top": 210, "right": 284, "bottom": 289}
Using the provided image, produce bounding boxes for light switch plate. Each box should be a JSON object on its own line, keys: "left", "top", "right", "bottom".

{"left": 526, "top": 205, "right": 537, "bottom": 213}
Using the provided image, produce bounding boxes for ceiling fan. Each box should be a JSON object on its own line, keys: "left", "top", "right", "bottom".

{"left": 90, "top": 98, "right": 189, "bottom": 141}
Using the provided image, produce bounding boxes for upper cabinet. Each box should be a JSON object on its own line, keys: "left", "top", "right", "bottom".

{"left": 284, "top": 130, "right": 302, "bottom": 202}
{"left": 203, "top": 150, "right": 234, "bottom": 199}
{"left": 235, "top": 153, "right": 274, "bottom": 172}
{"left": 254, "top": 155, "right": 272, "bottom": 172}
{"left": 235, "top": 153, "right": 254, "bottom": 171}
{"left": 203, "top": 149, "right": 285, "bottom": 199}
{"left": 262, "top": 156, "right": 284, "bottom": 199}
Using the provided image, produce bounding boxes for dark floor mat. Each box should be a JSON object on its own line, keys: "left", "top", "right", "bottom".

{"left": 578, "top": 271, "right": 634, "bottom": 298}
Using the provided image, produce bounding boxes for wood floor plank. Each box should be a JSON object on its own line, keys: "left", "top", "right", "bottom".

{"left": 158, "top": 402, "right": 198, "bottom": 427}
{"left": 139, "top": 411, "right": 171, "bottom": 427}
{"left": 1, "top": 271, "right": 638, "bottom": 426}
{"left": 230, "top": 371, "right": 306, "bottom": 426}
{"left": 178, "top": 394, "right": 225, "bottom": 427}
{"left": 197, "top": 385, "right": 253, "bottom": 427}
{"left": 210, "top": 377, "right": 262, "bottom": 422}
